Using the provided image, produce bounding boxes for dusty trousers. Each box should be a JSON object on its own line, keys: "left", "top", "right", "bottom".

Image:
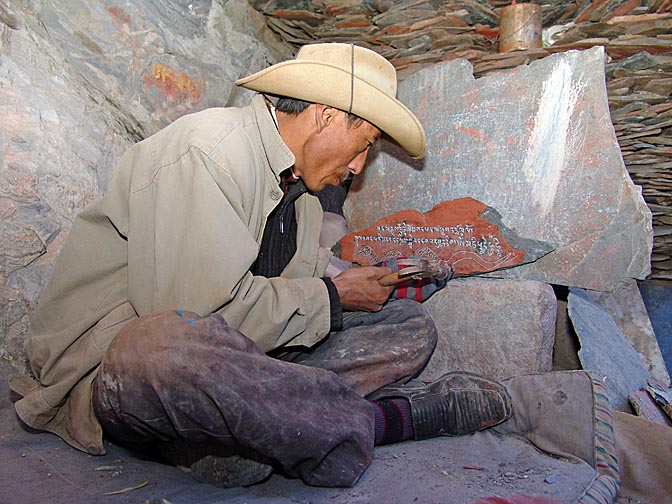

{"left": 92, "top": 298, "right": 437, "bottom": 487}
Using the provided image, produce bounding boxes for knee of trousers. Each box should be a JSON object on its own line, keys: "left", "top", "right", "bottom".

{"left": 94, "top": 310, "right": 260, "bottom": 439}
{"left": 389, "top": 299, "right": 438, "bottom": 359}
{"left": 100, "top": 310, "right": 261, "bottom": 379}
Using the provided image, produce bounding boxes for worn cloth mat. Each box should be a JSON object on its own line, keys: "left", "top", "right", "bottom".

{"left": 495, "top": 371, "right": 621, "bottom": 504}
{"left": 613, "top": 410, "right": 672, "bottom": 503}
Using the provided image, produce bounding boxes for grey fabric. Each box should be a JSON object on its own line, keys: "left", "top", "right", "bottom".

{"left": 92, "top": 299, "right": 436, "bottom": 488}
{"left": 281, "top": 299, "right": 438, "bottom": 396}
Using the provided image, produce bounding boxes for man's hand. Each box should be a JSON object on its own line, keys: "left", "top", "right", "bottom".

{"left": 331, "top": 266, "right": 394, "bottom": 312}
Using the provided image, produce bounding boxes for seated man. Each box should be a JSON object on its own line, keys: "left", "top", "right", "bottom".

{"left": 11, "top": 43, "right": 511, "bottom": 488}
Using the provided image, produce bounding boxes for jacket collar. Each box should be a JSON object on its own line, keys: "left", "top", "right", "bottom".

{"left": 251, "top": 94, "right": 295, "bottom": 182}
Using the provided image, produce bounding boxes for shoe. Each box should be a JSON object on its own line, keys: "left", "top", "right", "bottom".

{"left": 158, "top": 440, "right": 273, "bottom": 488}
{"left": 188, "top": 454, "right": 273, "bottom": 488}
{"left": 369, "top": 371, "right": 512, "bottom": 439}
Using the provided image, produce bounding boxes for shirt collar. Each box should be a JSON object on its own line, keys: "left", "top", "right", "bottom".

{"left": 270, "top": 104, "right": 300, "bottom": 181}
{"left": 251, "top": 94, "right": 295, "bottom": 181}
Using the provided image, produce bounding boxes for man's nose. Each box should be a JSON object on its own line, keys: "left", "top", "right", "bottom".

{"left": 348, "top": 150, "right": 368, "bottom": 175}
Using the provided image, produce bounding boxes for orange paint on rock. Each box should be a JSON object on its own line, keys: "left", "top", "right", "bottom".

{"left": 417, "top": 93, "right": 430, "bottom": 117}
{"left": 464, "top": 87, "right": 479, "bottom": 110}
{"left": 143, "top": 62, "right": 204, "bottom": 105}
{"left": 108, "top": 6, "right": 130, "bottom": 25}
{"left": 456, "top": 125, "right": 491, "bottom": 144}
{"left": 473, "top": 24, "right": 499, "bottom": 40}
{"left": 338, "top": 197, "right": 529, "bottom": 276}
{"left": 335, "top": 20, "right": 370, "bottom": 28}
{"left": 385, "top": 26, "right": 410, "bottom": 35}
{"left": 612, "top": 0, "right": 642, "bottom": 18}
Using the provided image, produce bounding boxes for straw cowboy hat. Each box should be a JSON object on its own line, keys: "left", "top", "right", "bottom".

{"left": 235, "top": 43, "right": 426, "bottom": 159}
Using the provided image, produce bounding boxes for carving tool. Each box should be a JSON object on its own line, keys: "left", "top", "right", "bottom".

{"left": 378, "top": 258, "right": 452, "bottom": 286}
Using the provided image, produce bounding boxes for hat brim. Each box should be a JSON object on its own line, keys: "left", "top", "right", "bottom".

{"left": 235, "top": 60, "right": 426, "bottom": 159}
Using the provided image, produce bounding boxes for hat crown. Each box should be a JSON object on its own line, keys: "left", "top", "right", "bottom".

{"left": 296, "top": 43, "right": 397, "bottom": 98}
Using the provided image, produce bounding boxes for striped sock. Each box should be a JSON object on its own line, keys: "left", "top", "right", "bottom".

{"left": 371, "top": 398, "right": 415, "bottom": 445}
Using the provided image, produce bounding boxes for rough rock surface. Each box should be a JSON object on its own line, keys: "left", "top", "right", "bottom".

{"left": 0, "top": 0, "right": 291, "bottom": 367}
{"left": 569, "top": 288, "right": 651, "bottom": 411}
{"left": 586, "top": 280, "right": 670, "bottom": 385}
{"left": 252, "top": 0, "right": 672, "bottom": 281}
{"left": 344, "top": 46, "right": 653, "bottom": 291}
{"left": 418, "top": 278, "right": 557, "bottom": 382}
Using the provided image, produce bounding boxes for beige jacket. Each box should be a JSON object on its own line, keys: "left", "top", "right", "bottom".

{"left": 12, "top": 95, "right": 333, "bottom": 454}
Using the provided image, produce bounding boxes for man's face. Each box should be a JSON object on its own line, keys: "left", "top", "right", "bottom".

{"left": 295, "top": 107, "right": 381, "bottom": 192}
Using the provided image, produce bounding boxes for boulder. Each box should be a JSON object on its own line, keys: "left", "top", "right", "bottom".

{"left": 586, "top": 280, "right": 670, "bottom": 386}
{"left": 337, "top": 197, "right": 553, "bottom": 275}
{"left": 418, "top": 278, "right": 557, "bottom": 381}
{"left": 568, "top": 288, "right": 651, "bottom": 411}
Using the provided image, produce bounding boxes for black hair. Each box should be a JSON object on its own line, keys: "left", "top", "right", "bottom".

{"left": 275, "top": 97, "right": 363, "bottom": 126}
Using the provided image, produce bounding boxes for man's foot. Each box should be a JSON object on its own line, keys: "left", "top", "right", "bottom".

{"left": 369, "top": 371, "right": 512, "bottom": 440}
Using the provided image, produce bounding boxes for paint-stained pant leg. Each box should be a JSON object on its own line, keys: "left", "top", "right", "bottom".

{"left": 280, "top": 298, "right": 438, "bottom": 397}
{"left": 92, "top": 310, "right": 374, "bottom": 487}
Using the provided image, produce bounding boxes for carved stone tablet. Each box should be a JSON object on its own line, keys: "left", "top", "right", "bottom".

{"left": 344, "top": 47, "right": 653, "bottom": 290}
{"left": 337, "top": 197, "right": 552, "bottom": 276}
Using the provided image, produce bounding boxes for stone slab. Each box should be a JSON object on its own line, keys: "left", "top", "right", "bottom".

{"left": 337, "top": 197, "right": 553, "bottom": 276}
{"left": 586, "top": 280, "right": 670, "bottom": 386}
{"left": 629, "top": 389, "right": 672, "bottom": 427}
{"left": 638, "top": 280, "right": 672, "bottom": 381}
{"left": 418, "top": 278, "right": 556, "bottom": 381}
{"left": 568, "top": 288, "right": 651, "bottom": 411}
{"left": 344, "top": 46, "right": 652, "bottom": 291}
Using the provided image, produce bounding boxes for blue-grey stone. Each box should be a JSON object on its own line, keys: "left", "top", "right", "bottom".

{"left": 568, "top": 287, "right": 651, "bottom": 411}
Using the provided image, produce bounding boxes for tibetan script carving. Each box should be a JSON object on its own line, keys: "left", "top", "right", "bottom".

{"left": 337, "top": 197, "right": 553, "bottom": 276}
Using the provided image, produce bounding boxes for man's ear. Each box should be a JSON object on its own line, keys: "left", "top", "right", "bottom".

{"left": 314, "top": 104, "right": 338, "bottom": 134}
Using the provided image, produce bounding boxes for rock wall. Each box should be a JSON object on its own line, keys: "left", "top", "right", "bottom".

{"left": 0, "top": 0, "right": 292, "bottom": 368}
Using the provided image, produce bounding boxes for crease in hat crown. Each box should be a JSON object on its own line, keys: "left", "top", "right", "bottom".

{"left": 235, "top": 43, "right": 426, "bottom": 159}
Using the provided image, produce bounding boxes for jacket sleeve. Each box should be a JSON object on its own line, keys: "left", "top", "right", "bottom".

{"left": 126, "top": 142, "right": 331, "bottom": 352}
